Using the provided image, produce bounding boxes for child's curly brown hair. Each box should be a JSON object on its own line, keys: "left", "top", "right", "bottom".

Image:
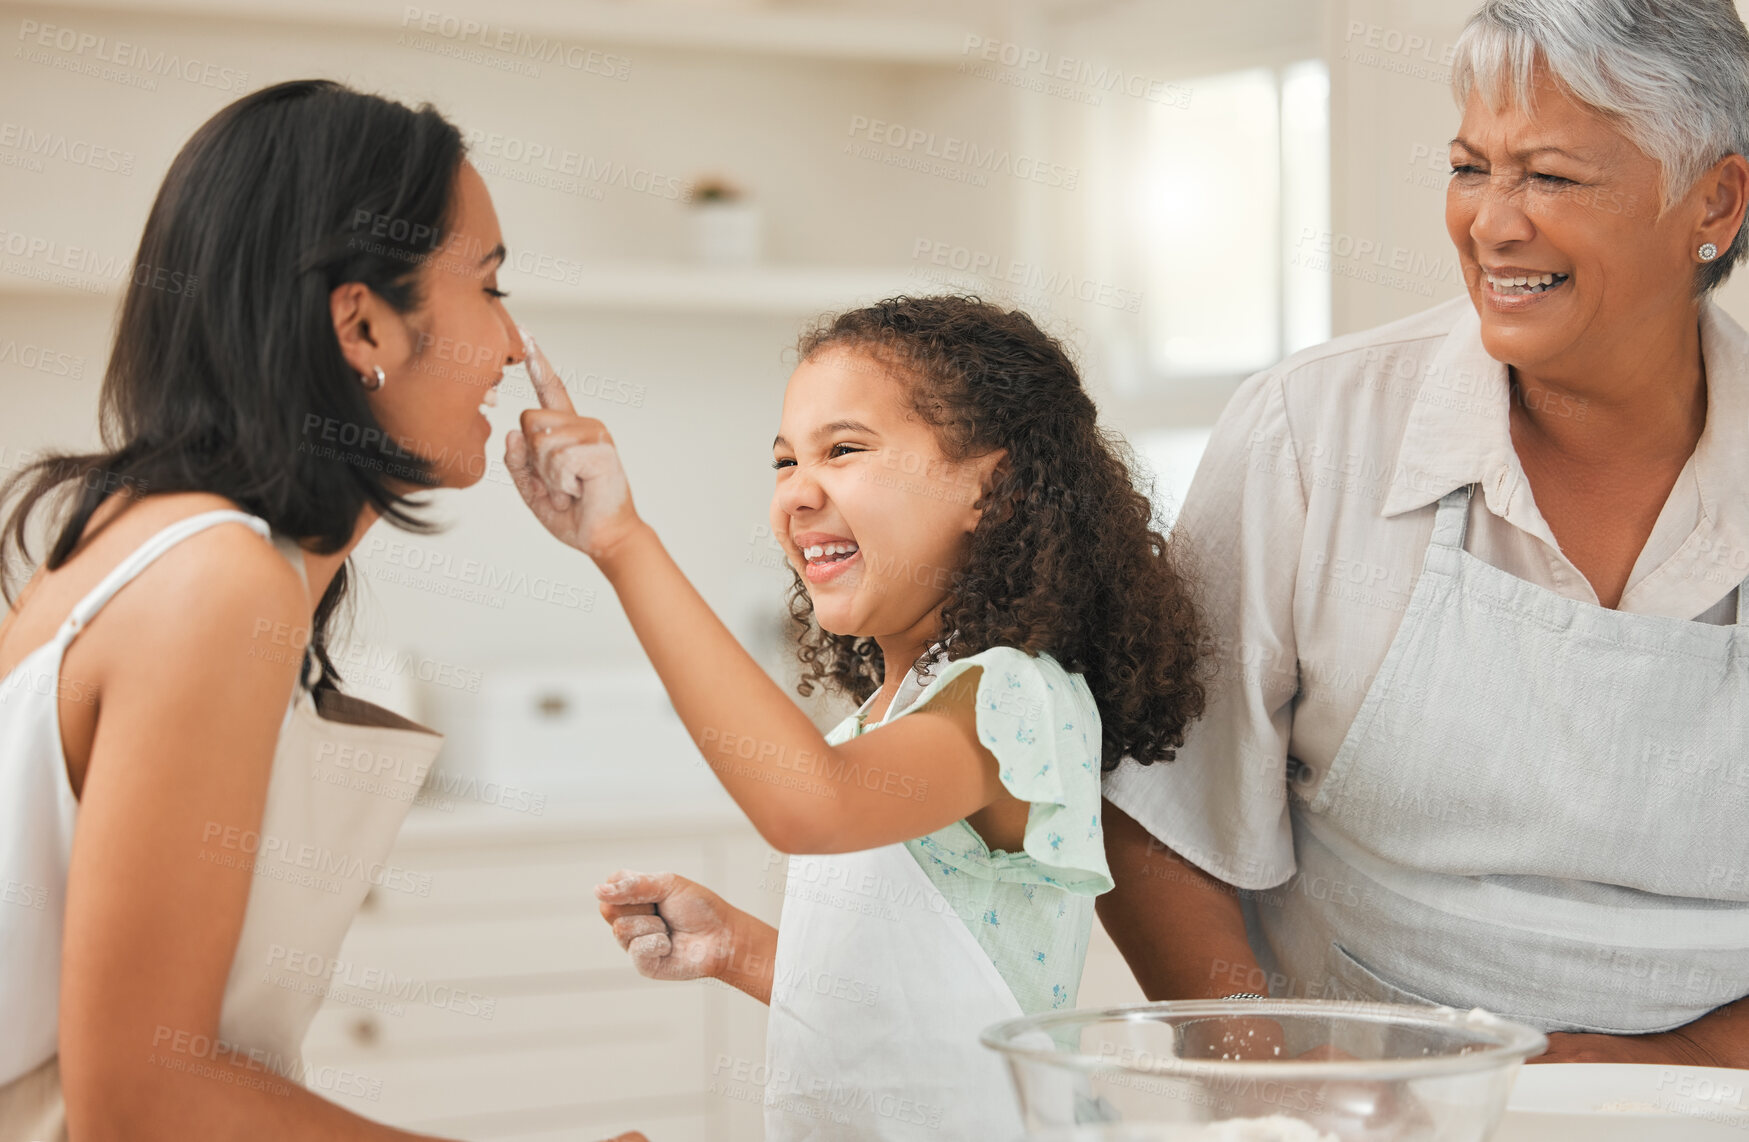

{"left": 786, "top": 294, "right": 1209, "bottom": 770}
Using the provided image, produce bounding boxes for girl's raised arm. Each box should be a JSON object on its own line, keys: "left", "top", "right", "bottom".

{"left": 505, "top": 400, "right": 1004, "bottom": 855}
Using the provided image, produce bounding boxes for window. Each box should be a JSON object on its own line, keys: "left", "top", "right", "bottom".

{"left": 1130, "top": 60, "right": 1330, "bottom": 386}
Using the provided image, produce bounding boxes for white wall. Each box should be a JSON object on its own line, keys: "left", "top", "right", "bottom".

{"left": 0, "top": 0, "right": 1027, "bottom": 762}
{"left": 0, "top": 0, "right": 1330, "bottom": 763}
{"left": 10, "top": 0, "right": 1747, "bottom": 767}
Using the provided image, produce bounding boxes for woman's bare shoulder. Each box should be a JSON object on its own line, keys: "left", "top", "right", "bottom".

{"left": 105, "top": 493, "right": 304, "bottom": 613}
{"left": 39, "top": 493, "right": 310, "bottom": 795}
{"left": 64, "top": 492, "right": 308, "bottom": 676}
{"left": 6, "top": 493, "right": 304, "bottom": 665}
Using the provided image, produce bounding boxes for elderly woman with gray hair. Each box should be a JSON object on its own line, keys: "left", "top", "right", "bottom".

{"left": 1098, "top": 0, "right": 1749, "bottom": 1067}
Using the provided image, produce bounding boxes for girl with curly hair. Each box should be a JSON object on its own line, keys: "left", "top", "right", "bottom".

{"left": 506, "top": 295, "right": 1207, "bottom": 1141}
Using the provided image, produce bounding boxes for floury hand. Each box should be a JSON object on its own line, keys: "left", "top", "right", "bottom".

{"left": 595, "top": 870, "right": 738, "bottom": 982}
{"left": 595, "top": 869, "right": 779, "bottom": 1005}
{"left": 505, "top": 326, "right": 643, "bottom": 559}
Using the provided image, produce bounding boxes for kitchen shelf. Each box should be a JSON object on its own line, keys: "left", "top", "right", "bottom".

{"left": 501, "top": 261, "right": 923, "bottom": 315}
{"left": 40, "top": 0, "right": 982, "bottom": 65}
{"left": 0, "top": 262, "right": 929, "bottom": 315}
{"left": 0, "top": 277, "right": 124, "bottom": 304}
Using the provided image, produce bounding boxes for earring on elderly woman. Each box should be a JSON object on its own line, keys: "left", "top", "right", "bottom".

{"left": 1699, "top": 242, "right": 1720, "bottom": 262}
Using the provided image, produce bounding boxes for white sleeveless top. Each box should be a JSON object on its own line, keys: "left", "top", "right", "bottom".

{"left": 0, "top": 510, "right": 444, "bottom": 1134}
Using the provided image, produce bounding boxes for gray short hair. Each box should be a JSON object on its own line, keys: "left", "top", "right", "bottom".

{"left": 1453, "top": 0, "right": 1749, "bottom": 292}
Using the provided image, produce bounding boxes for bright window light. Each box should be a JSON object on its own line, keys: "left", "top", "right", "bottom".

{"left": 1134, "top": 61, "right": 1330, "bottom": 381}
{"left": 1282, "top": 60, "right": 1332, "bottom": 357}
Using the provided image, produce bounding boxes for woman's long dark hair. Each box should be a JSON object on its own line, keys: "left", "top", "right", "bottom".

{"left": 788, "top": 296, "right": 1210, "bottom": 770}
{"left": 0, "top": 79, "right": 465, "bottom": 691}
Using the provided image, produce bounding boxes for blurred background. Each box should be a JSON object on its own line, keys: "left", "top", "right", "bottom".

{"left": 7, "top": 0, "right": 1749, "bottom": 1138}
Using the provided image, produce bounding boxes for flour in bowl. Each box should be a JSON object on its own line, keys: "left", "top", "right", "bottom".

{"left": 1171, "top": 1118, "right": 1339, "bottom": 1142}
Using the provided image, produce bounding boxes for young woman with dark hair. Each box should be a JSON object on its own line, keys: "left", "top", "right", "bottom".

{"left": 0, "top": 80, "right": 532, "bottom": 1140}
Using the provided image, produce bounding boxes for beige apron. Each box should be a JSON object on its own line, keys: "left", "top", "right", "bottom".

{"left": 1262, "top": 484, "right": 1749, "bottom": 1032}
{"left": 0, "top": 515, "right": 443, "bottom": 1139}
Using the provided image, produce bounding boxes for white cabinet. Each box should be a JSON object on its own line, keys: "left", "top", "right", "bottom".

{"left": 300, "top": 801, "right": 781, "bottom": 1142}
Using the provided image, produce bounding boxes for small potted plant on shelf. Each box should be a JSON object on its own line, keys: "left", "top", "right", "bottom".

{"left": 687, "top": 175, "right": 761, "bottom": 266}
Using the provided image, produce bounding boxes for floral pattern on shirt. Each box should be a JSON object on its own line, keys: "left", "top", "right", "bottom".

{"left": 826, "top": 645, "right": 1112, "bottom": 1015}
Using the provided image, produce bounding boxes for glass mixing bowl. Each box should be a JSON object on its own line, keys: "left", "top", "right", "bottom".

{"left": 981, "top": 999, "right": 1548, "bottom": 1141}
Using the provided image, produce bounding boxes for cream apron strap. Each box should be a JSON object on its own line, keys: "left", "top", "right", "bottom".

{"left": 53, "top": 510, "right": 271, "bottom": 647}
{"left": 1428, "top": 484, "right": 1473, "bottom": 553}
{"left": 268, "top": 532, "right": 309, "bottom": 589}
{"left": 265, "top": 533, "right": 321, "bottom": 690}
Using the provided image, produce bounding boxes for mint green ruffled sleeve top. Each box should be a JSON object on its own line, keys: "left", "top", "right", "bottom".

{"left": 824, "top": 646, "right": 1113, "bottom": 1014}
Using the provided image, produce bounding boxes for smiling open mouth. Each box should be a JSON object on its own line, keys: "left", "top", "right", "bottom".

{"left": 803, "top": 542, "right": 859, "bottom": 566}
{"left": 1485, "top": 271, "right": 1569, "bottom": 296}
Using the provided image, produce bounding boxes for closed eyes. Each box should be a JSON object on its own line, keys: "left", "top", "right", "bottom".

{"left": 772, "top": 444, "right": 865, "bottom": 469}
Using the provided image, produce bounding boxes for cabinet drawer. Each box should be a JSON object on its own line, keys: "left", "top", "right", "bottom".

{"left": 333, "top": 911, "right": 638, "bottom": 979}
{"left": 309, "top": 1033, "right": 718, "bottom": 1124}
{"left": 359, "top": 837, "right": 713, "bottom": 919}
{"left": 303, "top": 981, "right": 709, "bottom": 1057}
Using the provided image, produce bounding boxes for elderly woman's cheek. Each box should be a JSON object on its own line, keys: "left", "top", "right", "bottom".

{"left": 1444, "top": 185, "right": 1480, "bottom": 247}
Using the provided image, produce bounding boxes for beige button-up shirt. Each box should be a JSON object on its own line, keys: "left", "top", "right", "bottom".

{"left": 1105, "top": 297, "right": 1749, "bottom": 890}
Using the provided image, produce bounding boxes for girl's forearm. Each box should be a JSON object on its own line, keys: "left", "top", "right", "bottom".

{"left": 717, "top": 909, "right": 778, "bottom": 1006}
{"left": 593, "top": 522, "right": 843, "bottom": 848}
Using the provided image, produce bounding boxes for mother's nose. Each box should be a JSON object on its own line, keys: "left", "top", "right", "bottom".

{"left": 500, "top": 309, "right": 527, "bottom": 367}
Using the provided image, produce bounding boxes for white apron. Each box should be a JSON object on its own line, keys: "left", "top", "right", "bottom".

{"left": 764, "top": 678, "right": 1027, "bottom": 1141}
{"left": 1258, "top": 484, "right": 1749, "bottom": 1033}
{"left": 0, "top": 512, "right": 443, "bottom": 1141}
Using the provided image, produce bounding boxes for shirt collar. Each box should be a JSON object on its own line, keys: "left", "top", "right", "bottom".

{"left": 1382, "top": 302, "right": 1516, "bottom": 519}
{"left": 1690, "top": 302, "right": 1749, "bottom": 542}
{"left": 1383, "top": 300, "right": 1749, "bottom": 561}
